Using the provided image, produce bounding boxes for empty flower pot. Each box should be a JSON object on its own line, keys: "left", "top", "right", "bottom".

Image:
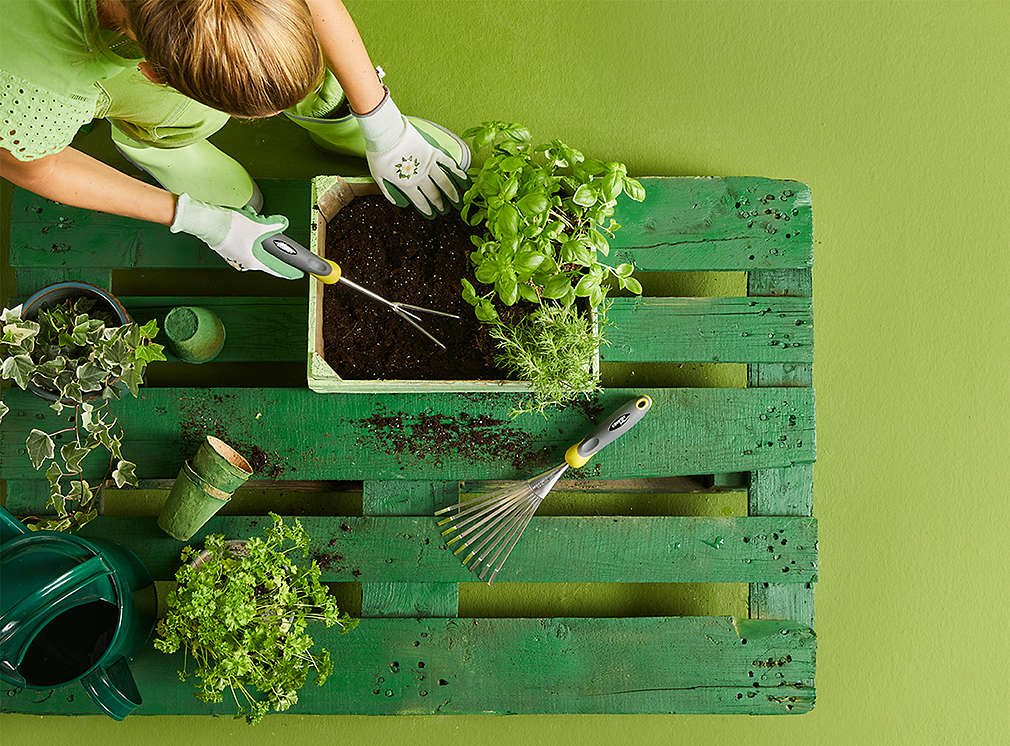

{"left": 163, "top": 306, "right": 225, "bottom": 364}
{"left": 190, "top": 436, "right": 254, "bottom": 493}
{"left": 157, "top": 462, "right": 231, "bottom": 542}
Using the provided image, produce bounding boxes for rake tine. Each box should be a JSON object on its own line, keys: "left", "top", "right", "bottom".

{"left": 440, "top": 487, "right": 529, "bottom": 538}
{"left": 480, "top": 500, "right": 539, "bottom": 584}
{"left": 463, "top": 493, "right": 538, "bottom": 569}
{"left": 436, "top": 487, "right": 521, "bottom": 525}
{"left": 448, "top": 493, "right": 530, "bottom": 554}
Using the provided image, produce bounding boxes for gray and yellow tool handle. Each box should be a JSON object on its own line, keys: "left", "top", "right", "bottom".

{"left": 260, "top": 234, "right": 342, "bottom": 284}
{"left": 564, "top": 395, "right": 653, "bottom": 468}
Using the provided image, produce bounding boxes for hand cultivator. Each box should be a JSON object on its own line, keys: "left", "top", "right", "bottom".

{"left": 261, "top": 233, "right": 458, "bottom": 349}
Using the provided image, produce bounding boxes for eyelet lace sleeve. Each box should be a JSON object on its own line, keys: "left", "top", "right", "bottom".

{"left": 1, "top": 70, "right": 97, "bottom": 161}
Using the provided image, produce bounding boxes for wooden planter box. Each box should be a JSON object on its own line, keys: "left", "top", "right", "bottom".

{"left": 307, "top": 175, "right": 600, "bottom": 393}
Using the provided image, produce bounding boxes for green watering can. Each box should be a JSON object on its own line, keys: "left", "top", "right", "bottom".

{"left": 0, "top": 506, "right": 156, "bottom": 719}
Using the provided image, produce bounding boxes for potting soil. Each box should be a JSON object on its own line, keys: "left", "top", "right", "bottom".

{"left": 322, "top": 196, "right": 520, "bottom": 380}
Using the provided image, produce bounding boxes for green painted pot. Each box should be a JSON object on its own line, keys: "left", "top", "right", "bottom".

{"left": 157, "top": 462, "right": 231, "bottom": 542}
{"left": 163, "top": 306, "right": 225, "bottom": 364}
{"left": 190, "top": 436, "right": 254, "bottom": 493}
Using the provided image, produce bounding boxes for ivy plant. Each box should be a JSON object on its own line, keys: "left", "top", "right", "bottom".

{"left": 0, "top": 298, "right": 165, "bottom": 531}
{"left": 155, "top": 514, "right": 357, "bottom": 724}
{"left": 459, "top": 121, "right": 644, "bottom": 322}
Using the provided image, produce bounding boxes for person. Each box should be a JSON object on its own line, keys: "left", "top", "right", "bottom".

{"left": 0, "top": 0, "right": 470, "bottom": 279}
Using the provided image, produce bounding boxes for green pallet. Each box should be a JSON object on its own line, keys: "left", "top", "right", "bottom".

{"left": 2, "top": 177, "right": 816, "bottom": 716}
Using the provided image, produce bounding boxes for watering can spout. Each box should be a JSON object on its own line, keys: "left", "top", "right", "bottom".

{"left": 82, "top": 656, "right": 143, "bottom": 720}
{"left": 0, "top": 506, "right": 29, "bottom": 544}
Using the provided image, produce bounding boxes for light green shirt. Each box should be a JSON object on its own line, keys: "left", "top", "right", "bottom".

{"left": 2, "top": 0, "right": 140, "bottom": 160}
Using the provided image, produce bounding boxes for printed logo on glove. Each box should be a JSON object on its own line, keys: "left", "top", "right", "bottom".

{"left": 394, "top": 154, "right": 422, "bottom": 180}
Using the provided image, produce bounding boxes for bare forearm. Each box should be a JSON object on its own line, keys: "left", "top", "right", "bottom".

{"left": 0, "top": 147, "right": 177, "bottom": 226}
{"left": 306, "top": 0, "right": 385, "bottom": 114}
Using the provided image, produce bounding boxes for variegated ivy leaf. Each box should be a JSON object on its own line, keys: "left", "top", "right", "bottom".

{"left": 1, "top": 320, "right": 40, "bottom": 346}
{"left": 76, "top": 361, "right": 108, "bottom": 391}
{"left": 0, "top": 399, "right": 8, "bottom": 424}
{"left": 1, "top": 354, "right": 34, "bottom": 389}
{"left": 45, "top": 461, "right": 63, "bottom": 486}
{"left": 1, "top": 305, "right": 24, "bottom": 322}
{"left": 26, "top": 429, "right": 55, "bottom": 469}
{"left": 60, "top": 442, "right": 91, "bottom": 474}
{"left": 66, "top": 479, "right": 92, "bottom": 503}
{"left": 112, "top": 459, "right": 137, "bottom": 488}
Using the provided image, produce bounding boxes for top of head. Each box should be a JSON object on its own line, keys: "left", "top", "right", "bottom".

{"left": 125, "top": 0, "right": 325, "bottom": 118}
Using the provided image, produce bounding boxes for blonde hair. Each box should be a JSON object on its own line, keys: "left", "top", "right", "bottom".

{"left": 125, "top": 0, "right": 325, "bottom": 118}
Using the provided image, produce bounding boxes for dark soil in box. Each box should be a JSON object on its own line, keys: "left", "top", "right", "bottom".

{"left": 322, "top": 196, "right": 521, "bottom": 380}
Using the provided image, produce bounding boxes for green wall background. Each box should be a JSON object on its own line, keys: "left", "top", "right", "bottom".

{"left": 3, "top": 0, "right": 1008, "bottom": 743}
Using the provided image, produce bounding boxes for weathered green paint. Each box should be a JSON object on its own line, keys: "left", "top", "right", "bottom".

{"left": 747, "top": 268, "right": 815, "bottom": 628}
{"left": 603, "top": 296, "right": 813, "bottom": 363}
{"left": 9, "top": 180, "right": 311, "bottom": 270}
{"left": 76, "top": 515, "right": 817, "bottom": 584}
{"left": 123, "top": 297, "right": 306, "bottom": 362}
{"left": 362, "top": 481, "right": 459, "bottom": 617}
{"left": 0, "top": 616, "right": 814, "bottom": 716}
{"left": 610, "top": 178, "right": 812, "bottom": 271}
{"left": 0, "top": 387, "right": 815, "bottom": 481}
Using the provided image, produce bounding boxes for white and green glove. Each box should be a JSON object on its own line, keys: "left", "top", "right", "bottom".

{"left": 354, "top": 87, "right": 469, "bottom": 218}
{"left": 169, "top": 193, "right": 304, "bottom": 279}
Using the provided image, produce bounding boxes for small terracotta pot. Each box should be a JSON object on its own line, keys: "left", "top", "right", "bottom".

{"left": 190, "top": 436, "right": 254, "bottom": 493}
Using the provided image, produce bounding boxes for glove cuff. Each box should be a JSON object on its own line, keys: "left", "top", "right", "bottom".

{"left": 170, "top": 193, "right": 229, "bottom": 247}
{"left": 352, "top": 86, "right": 406, "bottom": 152}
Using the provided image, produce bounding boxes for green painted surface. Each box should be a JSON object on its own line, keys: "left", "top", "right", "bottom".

{"left": 1, "top": 0, "right": 1007, "bottom": 742}
{"left": 604, "top": 296, "right": 813, "bottom": 363}
{"left": 72, "top": 514, "right": 817, "bottom": 584}
{"left": 2, "top": 616, "right": 814, "bottom": 716}
{"left": 0, "top": 387, "right": 815, "bottom": 481}
{"left": 609, "top": 177, "right": 812, "bottom": 270}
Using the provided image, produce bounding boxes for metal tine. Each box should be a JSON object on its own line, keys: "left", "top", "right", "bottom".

{"left": 395, "top": 303, "right": 460, "bottom": 320}
{"left": 440, "top": 483, "right": 528, "bottom": 528}
{"left": 446, "top": 489, "right": 530, "bottom": 550}
{"left": 442, "top": 487, "right": 529, "bottom": 545}
{"left": 480, "top": 500, "right": 540, "bottom": 584}
{"left": 436, "top": 486, "right": 520, "bottom": 525}
{"left": 435, "top": 488, "right": 508, "bottom": 517}
{"left": 440, "top": 485, "right": 528, "bottom": 538}
{"left": 456, "top": 502, "right": 529, "bottom": 561}
{"left": 460, "top": 492, "right": 539, "bottom": 568}
{"left": 392, "top": 307, "right": 447, "bottom": 350}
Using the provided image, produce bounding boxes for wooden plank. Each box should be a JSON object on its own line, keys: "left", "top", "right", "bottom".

{"left": 13, "top": 268, "right": 112, "bottom": 295}
{"left": 1, "top": 616, "right": 815, "bottom": 715}
{"left": 0, "top": 387, "right": 816, "bottom": 482}
{"left": 747, "top": 268, "right": 815, "bottom": 628}
{"left": 362, "top": 481, "right": 459, "bottom": 618}
{"left": 120, "top": 296, "right": 306, "bottom": 363}
{"left": 9, "top": 180, "right": 311, "bottom": 269}
{"left": 603, "top": 296, "right": 812, "bottom": 363}
{"left": 77, "top": 515, "right": 817, "bottom": 584}
{"left": 2, "top": 479, "right": 55, "bottom": 515}
{"left": 611, "top": 177, "right": 812, "bottom": 271}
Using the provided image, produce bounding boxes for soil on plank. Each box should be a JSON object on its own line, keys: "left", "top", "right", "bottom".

{"left": 322, "top": 195, "right": 522, "bottom": 380}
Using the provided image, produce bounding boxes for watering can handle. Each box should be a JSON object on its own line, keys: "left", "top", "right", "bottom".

{"left": 81, "top": 656, "right": 142, "bottom": 721}
{"left": 0, "top": 555, "right": 111, "bottom": 654}
{"left": 0, "top": 505, "right": 28, "bottom": 543}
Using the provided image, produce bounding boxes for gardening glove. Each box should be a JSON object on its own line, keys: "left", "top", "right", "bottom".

{"left": 169, "top": 193, "right": 304, "bottom": 279}
{"left": 354, "top": 86, "right": 469, "bottom": 218}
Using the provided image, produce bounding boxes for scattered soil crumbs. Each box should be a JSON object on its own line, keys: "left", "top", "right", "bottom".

{"left": 356, "top": 407, "right": 556, "bottom": 472}
{"left": 178, "top": 392, "right": 287, "bottom": 478}
{"left": 322, "top": 195, "right": 524, "bottom": 380}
